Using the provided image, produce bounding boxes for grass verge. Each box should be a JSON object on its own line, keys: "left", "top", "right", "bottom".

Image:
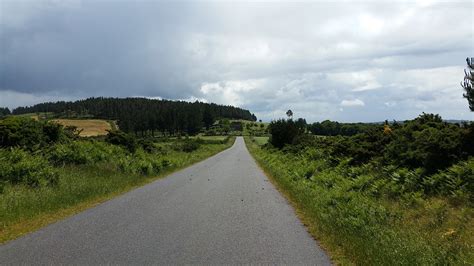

{"left": 0, "top": 137, "right": 235, "bottom": 243}
{"left": 244, "top": 136, "right": 473, "bottom": 265}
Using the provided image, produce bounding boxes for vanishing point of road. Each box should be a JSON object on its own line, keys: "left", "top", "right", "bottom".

{"left": 0, "top": 137, "right": 331, "bottom": 265}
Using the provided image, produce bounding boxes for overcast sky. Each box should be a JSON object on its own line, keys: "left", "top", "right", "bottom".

{"left": 0, "top": 0, "right": 473, "bottom": 122}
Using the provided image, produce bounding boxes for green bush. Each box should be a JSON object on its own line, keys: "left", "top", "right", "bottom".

{"left": 425, "top": 158, "right": 474, "bottom": 203}
{"left": 175, "top": 139, "right": 200, "bottom": 152}
{"left": 385, "top": 114, "right": 468, "bottom": 173}
{"left": 246, "top": 137, "right": 472, "bottom": 265}
{"left": 268, "top": 119, "right": 305, "bottom": 149}
{"left": 105, "top": 130, "right": 137, "bottom": 153}
{"left": 0, "top": 148, "right": 59, "bottom": 188}
{"left": 47, "top": 140, "right": 121, "bottom": 165}
{"left": 138, "top": 138, "right": 158, "bottom": 153}
{"left": 0, "top": 117, "right": 65, "bottom": 150}
{"left": 117, "top": 151, "right": 170, "bottom": 175}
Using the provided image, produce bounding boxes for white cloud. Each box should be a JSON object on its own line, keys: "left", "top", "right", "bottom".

{"left": 341, "top": 99, "right": 365, "bottom": 107}
{"left": 200, "top": 79, "right": 264, "bottom": 106}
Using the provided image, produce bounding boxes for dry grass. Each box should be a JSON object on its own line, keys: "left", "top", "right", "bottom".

{"left": 52, "top": 119, "right": 112, "bottom": 137}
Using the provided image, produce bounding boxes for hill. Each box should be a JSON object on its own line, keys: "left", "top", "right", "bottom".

{"left": 12, "top": 97, "right": 257, "bottom": 135}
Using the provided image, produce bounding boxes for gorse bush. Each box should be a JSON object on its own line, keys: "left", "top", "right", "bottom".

{"left": 117, "top": 151, "right": 171, "bottom": 176}
{"left": 0, "top": 117, "right": 65, "bottom": 150}
{"left": 105, "top": 130, "right": 137, "bottom": 152}
{"left": 173, "top": 139, "right": 201, "bottom": 153}
{"left": 268, "top": 119, "right": 305, "bottom": 149}
{"left": 0, "top": 148, "right": 59, "bottom": 188}
{"left": 47, "top": 140, "right": 121, "bottom": 166}
{"left": 246, "top": 137, "right": 473, "bottom": 264}
{"left": 252, "top": 113, "right": 474, "bottom": 264}
{"left": 385, "top": 115, "right": 468, "bottom": 173}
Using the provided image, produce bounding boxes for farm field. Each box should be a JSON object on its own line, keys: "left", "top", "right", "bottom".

{"left": 52, "top": 119, "right": 112, "bottom": 137}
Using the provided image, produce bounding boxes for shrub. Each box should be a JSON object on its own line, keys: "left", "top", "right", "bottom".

{"left": 117, "top": 151, "right": 169, "bottom": 175}
{"left": 381, "top": 113, "right": 474, "bottom": 174}
{"left": 139, "top": 138, "right": 158, "bottom": 153}
{"left": 268, "top": 119, "right": 305, "bottom": 149}
{"left": 47, "top": 140, "right": 120, "bottom": 165}
{"left": 179, "top": 139, "right": 200, "bottom": 152}
{"left": 0, "top": 148, "right": 59, "bottom": 188}
{"left": 425, "top": 158, "right": 474, "bottom": 203}
{"left": 0, "top": 117, "right": 55, "bottom": 149}
{"left": 105, "top": 130, "right": 137, "bottom": 152}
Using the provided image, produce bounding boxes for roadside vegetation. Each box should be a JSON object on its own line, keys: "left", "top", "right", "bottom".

{"left": 0, "top": 116, "right": 235, "bottom": 243}
{"left": 246, "top": 113, "right": 473, "bottom": 265}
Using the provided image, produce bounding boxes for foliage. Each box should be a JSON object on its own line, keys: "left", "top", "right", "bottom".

{"left": 12, "top": 97, "right": 257, "bottom": 135}
{"left": 0, "top": 132, "right": 235, "bottom": 243}
{"left": 425, "top": 158, "right": 474, "bottom": 202}
{"left": 246, "top": 136, "right": 473, "bottom": 265}
{"left": 105, "top": 130, "right": 138, "bottom": 152}
{"left": 175, "top": 139, "right": 201, "bottom": 153}
{"left": 0, "top": 148, "right": 59, "bottom": 188}
{"left": 268, "top": 119, "right": 305, "bottom": 149}
{"left": 250, "top": 112, "right": 474, "bottom": 264}
{"left": 384, "top": 113, "right": 469, "bottom": 173}
{"left": 47, "top": 140, "right": 118, "bottom": 166}
{"left": 461, "top": 57, "right": 474, "bottom": 111}
{"left": 0, "top": 107, "right": 10, "bottom": 118}
{"left": 308, "top": 120, "right": 378, "bottom": 136}
{"left": 0, "top": 117, "right": 65, "bottom": 150}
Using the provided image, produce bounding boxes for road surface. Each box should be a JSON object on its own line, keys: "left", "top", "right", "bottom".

{"left": 0, "top": 137, "right": 330, "bottom": 265}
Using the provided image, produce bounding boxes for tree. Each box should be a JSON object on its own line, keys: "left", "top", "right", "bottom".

{"left": 286, "top": 109, "right": 293, "bottom": 119}
{"left": 268, "top": 119, "right": 305, "bottom": 149}
{"left": 0, "top": 107, "right": 10, "bottom": 118}
{"left": 461, "top": 57, "right": 474, "bottom": 111}
{"left": 202, "top": 107, "right": 215, "bottom": 130}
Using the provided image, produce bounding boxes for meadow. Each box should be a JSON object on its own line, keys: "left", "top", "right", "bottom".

{"left": 0, "top": 116, "right": 235, "bottom": 243}
{"left": 52, "top": 119, "right": 113, "bottom": 137}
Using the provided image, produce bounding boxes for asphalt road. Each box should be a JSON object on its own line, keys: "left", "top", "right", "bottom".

{"left": 0, "top": 137, "right": 331, "bottom": 265}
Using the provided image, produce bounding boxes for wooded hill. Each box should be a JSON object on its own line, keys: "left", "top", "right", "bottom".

{"left": 12, "top": 97, "right": 257, "bottom": 135}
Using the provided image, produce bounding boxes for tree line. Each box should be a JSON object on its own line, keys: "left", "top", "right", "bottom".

{"left": 0, "top": 108, "right": 10, "bottom": 118}
{"left": 11, "top": 97, "right": 256, "bottom": 135}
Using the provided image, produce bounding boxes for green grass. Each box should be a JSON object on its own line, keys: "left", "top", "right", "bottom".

{"left": 194, "top": 135, "right": 229, "bottom": 141}
{"left": 244, "top": 136, "right": 473, "bottom": 265}
{"left": 0, "top": 137, "right": 235, "bottom": 243}
{"left": 253, "top": 136, "right": 269, "bottom": 145}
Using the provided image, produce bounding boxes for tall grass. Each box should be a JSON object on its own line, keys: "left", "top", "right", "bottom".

{"left": 0, "top": 137, "right": 235, "bottom": 243}
{"left": 245, "top": 136, "right": 473, "bottom": 265}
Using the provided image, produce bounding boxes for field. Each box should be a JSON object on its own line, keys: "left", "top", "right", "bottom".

{"left": 252, "top": 136, "right": 269, "bottom": 145}
{"left": 52, "top": 119, "right": 112, "bottom": 137}
{"left": 193, "top": 135, "right": 229, "bottom": 141}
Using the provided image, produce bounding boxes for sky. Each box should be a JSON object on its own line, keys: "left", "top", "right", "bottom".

{"left": 0, "top": 0, "right": 473, "bottom": 122}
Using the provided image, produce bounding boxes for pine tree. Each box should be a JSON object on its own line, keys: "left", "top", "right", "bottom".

{"left": 461, "top": 57, "right": 474, "bottom": 111}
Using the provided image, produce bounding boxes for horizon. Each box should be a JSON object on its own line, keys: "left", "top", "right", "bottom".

{"left": 1, "top": 0, "right": 473, "bottom": 122}
{"left": 6, "top": 96, "right": 473, "bottom": 124}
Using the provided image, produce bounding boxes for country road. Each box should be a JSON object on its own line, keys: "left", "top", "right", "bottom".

{"left": 0, "top": 137, "right": 330, "bottom": 265}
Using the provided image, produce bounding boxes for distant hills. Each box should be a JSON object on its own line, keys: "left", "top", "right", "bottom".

{"left": 12, "top": 97, "right": 257, "bottom": 135}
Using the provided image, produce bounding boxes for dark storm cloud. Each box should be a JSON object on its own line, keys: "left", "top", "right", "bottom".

{"left": 0, "top": 0, "right": 473, "bottom": 121}
{"left": 1, "top": 1, "right": 203, "bottom": 98}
